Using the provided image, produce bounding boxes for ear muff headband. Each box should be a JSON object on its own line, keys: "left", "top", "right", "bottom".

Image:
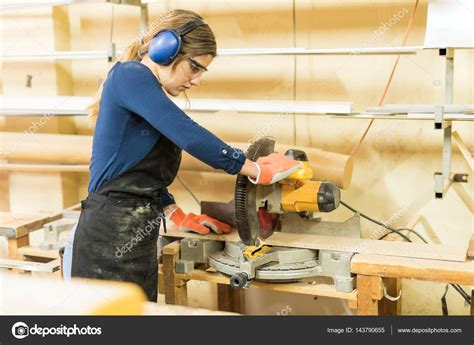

{"left": 148, "top": 18, "right": 205, "bottom": 65}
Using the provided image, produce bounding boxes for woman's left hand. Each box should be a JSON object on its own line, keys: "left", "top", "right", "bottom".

{"left": 169, "top": 207, "right": 232, "bottom": 235}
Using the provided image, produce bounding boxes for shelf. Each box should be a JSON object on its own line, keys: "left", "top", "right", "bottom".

{"left": 333, "top": 113, "right": 474, "bottom": 122}
{"left": 0, "top": 96, "right": 352, "bottom": 116}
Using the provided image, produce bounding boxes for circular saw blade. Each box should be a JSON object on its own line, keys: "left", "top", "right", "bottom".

{"left": 234, "top": 136, "right": 276, "bottom": 245}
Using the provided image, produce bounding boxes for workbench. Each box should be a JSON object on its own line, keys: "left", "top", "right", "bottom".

{"left": 0, "top": 212, "right": 61, "bottom": 260}
{"left": 160, "top": 241, "right": 474, "bottom": 315}
{"left": 3, "top": 213, "right": 472, "bottom": 315}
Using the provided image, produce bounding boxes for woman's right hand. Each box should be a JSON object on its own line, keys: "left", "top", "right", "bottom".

{"left": 242, "top": 153, "right": 303, "bottom": 185}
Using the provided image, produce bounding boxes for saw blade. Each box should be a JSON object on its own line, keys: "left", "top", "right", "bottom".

{"left": 234, "top": 137, "right": 276, "bottom": 245}
{"left": 257, "top": 207, "right": 279, "bottom": 239}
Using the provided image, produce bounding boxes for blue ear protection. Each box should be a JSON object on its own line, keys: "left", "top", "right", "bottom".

{"left": 148, "top": 18, "right": 206, "bottom": 65}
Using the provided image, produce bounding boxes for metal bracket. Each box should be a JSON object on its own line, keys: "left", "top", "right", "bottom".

{"left": 434, "top": 48, "right": 457, "bottom": 199}
{"left": 39, "top": 219, "right": 76, "bottom": 250}
{"left": 107, "top": 41, "right": 116, "bottom": 62}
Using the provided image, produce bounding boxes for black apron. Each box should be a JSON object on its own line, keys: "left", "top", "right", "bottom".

{"left": 71, "top": 133, "right": 182, "bottom": 302}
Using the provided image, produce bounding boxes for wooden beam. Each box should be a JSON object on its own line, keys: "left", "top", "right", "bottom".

{"left": 217, "top": 284, "right": 244, "bottom": 314}
{"left": 356, "top": 275, "right": 380, "bottom": 315}
{"left": 352, "top": 254, "right": 474, "bottom": 286}
{"left": 7, "top": 236, "right": 29, "bottom": 260}
{"left": 452, "top": 183, "right": 474, "bottom": 214}
{"left": 378, "top": 278, "right": 401, "bottom": 316}
{"left": 0, "top": 132, "right": 353, "bottom": 189}
{"left": 0, "top": 159, "right": 10, "bottom": 211}
{"left": 174, "top": 268, "right": 357, "bottom": 302}
{"left": 452, "top": 131, "right": 474, "bottom": 171}
{"left": 0, "top": 163, "right": 89, "bottom": 172}
{"left": 471, "top": 290, "right": 473, "bottom": 316}
{"left": 468, "top": 235, "right": 474, "bottom": 258}
{"left": 162, "top": 242, "right": 187, "bottom": 306}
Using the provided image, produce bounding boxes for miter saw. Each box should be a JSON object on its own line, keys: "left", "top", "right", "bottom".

{"left": 175, "top": 137, "right": 360, "bottom": 293}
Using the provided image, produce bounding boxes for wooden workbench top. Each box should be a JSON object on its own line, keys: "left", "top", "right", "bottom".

{"left": 351, "top": 253, "right": 474, "bottom": 286}
{"left": 0, "top": 212, "right": 61, "bottom": 238}
{"left": 160, "top": 224, "right": 468, "bottom": 262}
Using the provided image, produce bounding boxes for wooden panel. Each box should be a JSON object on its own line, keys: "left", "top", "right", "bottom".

{"left": 160, "top": 224, "right": 467, "bottom": 262}
{"left": 352, "top": 254, "right": 474, "bottom": 286}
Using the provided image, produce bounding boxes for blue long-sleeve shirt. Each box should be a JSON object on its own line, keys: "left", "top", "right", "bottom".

{"left": 89, "top": 61, "right": 246, "bottom": 206}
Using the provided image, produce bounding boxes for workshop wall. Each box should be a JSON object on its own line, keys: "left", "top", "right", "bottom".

{"left": 1, "top": 0, "right": 472, "bottom": 315}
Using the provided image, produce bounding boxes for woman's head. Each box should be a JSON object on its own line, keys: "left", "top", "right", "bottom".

{"left": 135, "top": 9, "right": 217, "bottom": 96}
{"left": 88, "top": 9, "right": 216, "bottom": 121}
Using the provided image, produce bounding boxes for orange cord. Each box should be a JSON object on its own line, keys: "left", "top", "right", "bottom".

{"left": 349, "top": 0, "right": 420, "bottom": 157}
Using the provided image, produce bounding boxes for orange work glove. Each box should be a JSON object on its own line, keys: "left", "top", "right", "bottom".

{"left": 248, "top": 152, "right": 304, "bottom": 185}
{"left": 169, "top": 207, "right": 232, "bottom": 235}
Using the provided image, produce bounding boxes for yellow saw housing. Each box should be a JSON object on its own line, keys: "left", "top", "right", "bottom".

{"left": 277, "top": 154, "right": 340, "bottom": 213}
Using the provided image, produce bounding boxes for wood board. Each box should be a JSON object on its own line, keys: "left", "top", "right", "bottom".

{"left": 352, "top": 254, "right": 474, "bottom": 286}
{"left": 160, "top": 224, "right": 467, "bottom": 262}
{"left": 0, "top": 212, "right": 62, "bottom": 238}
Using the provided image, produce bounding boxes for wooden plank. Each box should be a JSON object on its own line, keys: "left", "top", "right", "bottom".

{"left": 172, "top": 267, "right": 357, "bottom": 302}
{"left": 352, "top": 254, "right": 474, "bottom": 286}
{"left": 162, "top": 242, "right": 187, "bottom": 306}
{"left": 217, "top": 284, "right": 244, "bottom": 314}
{"left": 0, "top": 212, "right": 62, "bottom": 238}
{"left": 371, "top": 276, "right": 383, "bottom": 300}
{"left": 378, "top": 278, "right": 401, "bottom": 316}
{"left": 471, "top": 290, "right": 474, "bottom": 316}
{"left": 452, "top": 131, "right": 474, "bottom": 171}
{"left": 160, "top": 225, "right": 467, "bottom": 262}
{"left": 0, "top": 258, "right": 60, "bottom": 273}
{"left": 264, "top": 232, "right": 467, "bottom": 262}
{"left": 356, "top": 275, "right": 380, "bottom": 315}
{"left": 0, "top": 163, "right": 89, "bottom": 172}
{"left": 17, "top": 245, "right": 60, "bottom": 259}
{"left": 0, "top": 159, "right": 9, "bottom": 212}
{"left": 452, "top": 182, "right": 474, "bottom": 214}
{"left": 7, "top": 236, "right": 29, "bottom": 260}
{"left": 162, "top": 241, "right": 180, "bottom": 255}
{"left": 468, "top": 235, "right": 474, "bottom": 258}
{"left": 142, "top": 301, "right": 237, "bottom": 316}
{"left": 347, "top": 299, "right": 357, "bottom": 310}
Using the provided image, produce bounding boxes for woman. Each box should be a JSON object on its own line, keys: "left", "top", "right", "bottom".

{"left": 63, "top": 9, "right": 302, "bottom": 302}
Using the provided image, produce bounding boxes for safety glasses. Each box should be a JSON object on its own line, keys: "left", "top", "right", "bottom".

{"left": 187, "top": 57, "right": 207, "bottom": 77}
